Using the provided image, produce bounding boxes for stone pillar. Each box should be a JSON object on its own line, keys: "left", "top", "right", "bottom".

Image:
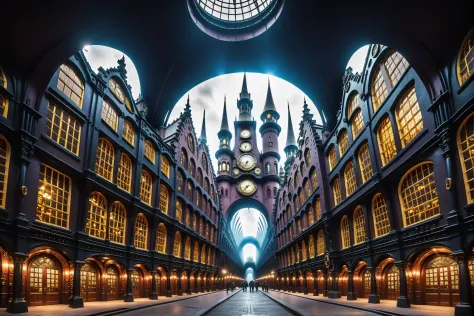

{"left": 177, "top": 273, "right": 183, "bottom": 296}
{"left": 312, "top": 272, "right": 319, "bottom": 296}
{"left": 194, "top": 274, "right": 199, "bottom": 293}
{"left": 187, "top": 275, "right": 192, "bottom": 295}
{"left": 166, "top": 273, "right": 172, "bottom": 297}
{"left": 303, "top": 275, "right": 308, "bottom": 295}
{"left": 368, "top": 267, "right": 380, "bottom": 304}
{"left": 124, "top": 269, "right": 134, "bottom": 302}
{"left": 150, "top": 271, "right": 158, "bottom": 300}
{"left": 347, "top": 270, "right": 357, "bottom": 300}
{"left": 453, "top": 253, "right": 473, "bottom": 316}
{"left": 297, "top": 276, "right": 302, "bottom": 293}
{"left": 394, "top": 262, "right": 409, "bottom": 307}
{"left": 323, "top": 272, "right": 329, "bottom": 297}
{"left": 6, "top": 253, "right": 28, "bottom": 313}
{"left": 69, "top": 261, "right": 85, "bottom": 308}
{"left": 328, "top": 269, "right": 341, "bottom": 299}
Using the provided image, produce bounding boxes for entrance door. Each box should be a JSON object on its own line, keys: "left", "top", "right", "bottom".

{"left": 28, "top": 256, "right": 61, "bottom": 306}
{"left": 338, "top": 271, "right": 348, "bottom": 296}
{"left": 425, "top": 256, "right": 460, "bottom": 306}
{"left": 132, "top": 270, "right": 141, "bottom": 298}
{"left": 386, "top": 265, "right": 400, "bottom": 300}
{"left": 106, "top": 267, "right": 119, "bottom": 300}
{"left": 363, "top": 269, "right": 371, "bottom": 298}
{"left": 80, "top": 263, "right": 98, "bottom": 302}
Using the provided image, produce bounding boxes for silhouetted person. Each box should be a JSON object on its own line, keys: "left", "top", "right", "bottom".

{"left": 255, "top": 281, "right": 259, "bottom": 292}
{"left": 249, "top": 280, "right": 255, "bottom": 292}
{"left": 226, "top": 282, "right": 230, "bottom": 293}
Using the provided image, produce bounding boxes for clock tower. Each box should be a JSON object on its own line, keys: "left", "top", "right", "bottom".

{"left": 216, "top": 74, "right": 281, "bottom": 224}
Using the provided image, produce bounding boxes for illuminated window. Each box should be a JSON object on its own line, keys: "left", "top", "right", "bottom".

{"left": 385, "top": 51, "right": 410, "bottom": 87}
{"left": 109, "top": 78, "right": 126, "bottom": 103}
{"left": 57, "top": 64, "right": 84, "bottom": 107}
{"left": 317, "top": 230, "right": 325, "bottom": 256}
{"left": 176, "top": 200, "right": 183, "bottom": 222}
{"left": 180, "top": 149, "right": 188, "bottom": 169}
{"left": 344, "top": 162, "right": 357, "bottom": 196}
{"left": 299, "top": 189, "right": 305, "bottom": 206}
{"left": 338, "top": 130, "right": 349, "bottom": 157}
{"left": 161, "top": 156, "right": 170, "bottom": 178}
{"left": 387, "top": 265, "right": 400, "bottom": 293}
{"left": 173, "top": 232, "right": 181, "bottom": 257}
{"left": 0, "top": 68, "right": 8, "bottom": 117}
{"left": 159, "top": 184, "right": 169, "bottom": 214}
{"left": 314, "top": 197, "right": 321, "bottom": 220}
{"left": 85, "top": 192, "right": 107, "bottom": 239}
{"left": 178, "top": 171, "right": 184, "bottom": 193}
{"left": 340, "top": 216, "right": 350, "bottom": 249}
{"left": 295, "top": 245, "right": 300, "bottom": 262}
{"left": 187, "top": 134, "right": 195, "bottom": 153}
{"left": 186, "top": 209, "right": 191, "bottom": 227}
{"left": 458, "top": 29, "right": 474, "bottom": 85}
{"left": 185, "top": 238, "right": 191, "bottom": 260}
{"left": 139, "top": 170, "right": 153, "bottom": 205}
{"left": 46, "top": 103, "right": 81, "bottom": 155}
{"left": 117, "top": 153, "right": 132, "bottom": 193}
{"left": 351, "top": 109, "right": 364, "bottom": 140}
{"left": 36, "top": 164, "right": 71, "bottom": 228}
{"left": 301, "top": 241, "right": 307, "bottom": 261}
{"left": 308, "top": 235, "right": 315, "bottom": 258}
{"left": 197, "top": 168, "right": 203, "bottom": 186}
{"left": 101, "top": 101, "right": 118, "bottom": 132}
{"left": 144, "top": 140, "right": 156, "bottom": 164}
{"left": 199, "top": 217, "right": 204, "bottom": 235}
{"left": 395, "top": 87, "right": 423, "bottom": 147}
{"left": 372, "top": 193, "right": 391, "bottom": 237}
{"left": 134, "top": 213, "right": 148, "bottom": 250}
{"left": 198, "top": 0, "right": 273, "bottom": 22}
{"left": 95, "top": 138, "right": 115, "bottom": 182}
{"left": 371, "top": 67, "right": 388, "bottom": 111}
{"left": 156, "top": 223, "right": 167, "bottom": 253}
{"left": 193, "top": 242, "right": 199, "bottom": 262}
{"left": 196, "top": 190, "right": 201, "bottom": 207}
{"left": 377, "top": 117, "right": 397, "bottom": 166}
{"left": 201, "top": 244, "right": 206, "bottom": 264}
{"left": 358, "top": 143, "right": 373, "bottom": 183}
{"left": 333, "top": 178, "right": 342, "bottom": 206}
{"left": 210, "top": 227, "right": 214, "bottom": 243}
{"left": 109, "top": 202, "right": 126, "bottom": 244}
{"left": 458, "top": 113, "right": 474, "bottom": 203}
{"left": 309, "top": 169, "right": 318, "bottom": 191}
{"left": 0, "top": 136, "right": 10, "bottom": 208}
{"left": 295, "top": 172, "right": 300, "bottom": 186}
{"left": 347, "top": 93, "right": 359, "bottom": 118}
{"left": 353, "top": 206, "right": 366, "bottom": 244}
{"left": 328, "top": 146, "right": 337, "bottom": 171}
{"left": 122, "top": 120, "right": 135, "bottom": 147}
{"left": 305, "top": 148, "right": 312, "bottom": 165}
{"left": 399, "top": 162, "right": 439, "bottom": 227}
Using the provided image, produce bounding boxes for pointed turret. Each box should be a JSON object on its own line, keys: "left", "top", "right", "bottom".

{"left": 220, "top": 96, "right": 229, "bottom": 131}
{"left": 240, "top": 73, "right": 249, "bottom": 99}
{"left": 237, "top": 73, "right": 253, "bottom": 121}
{"left": 284, "top": 102, "right": 298, "bottom": 159}
{"left": 199, "top": 110, "right": 207, "bottom": 145}
{"left": 260, "top": 79, "right": 280, "bottom": 122}
{"left": 218, "top": 96, "right": 232, "bottom": 149}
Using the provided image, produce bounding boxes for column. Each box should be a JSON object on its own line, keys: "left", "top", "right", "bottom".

{"left": 453, "top": 253, "right": 473, "bottom": 316}
{"left": 150, "top": 271, "right": 158, "bottom": 300}
{"left": 312, "top": 272, "right": 319, "bottom": 296}
{"left": 347, "top": 270, "right": 357, "bottom": 300}
{"left": 124, "top": 269, "right": 134, "bottom": 302}
{"left": 187, "top": 275, "right": 192, "bottom": 295}
{"left": 177, "top": 273, "right": 183, "bottom": 296}
{"left": 69, "top": 261, "right": 85, "bottom": 308}
{"left": 283, "top": 276, "right": 287, "bottom": 291}
{"left": 328, "top": 269, "right": 341, "bottom": 299}
{"left": 323, "top": 272, "right": 328, "bottom": 297}
{"left": 166, "top": 273, "right": 172, "bottom": 297}
{"left": 368, "top": 267, "right": 380, "bottom": 304}
{"left": 395, "top": 262, "right": 409, "bottom": 308}
{"left": 206, "top": 276, "right": 210, "bottom": 292}
{"left": 303, "top": 275, "right": 308, "bottom": 295}
{"left": 194, "top": 274, "right": 199, "bottom": 293}
{"left": 6, "top": 253, "right": 28, "bottom": 313}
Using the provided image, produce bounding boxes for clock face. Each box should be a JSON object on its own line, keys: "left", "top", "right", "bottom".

{"left": 240, "top": 129, "right": 251, "bottom": 139}
{"left": 233, "top": 168, "right": 240, "bottom": 176}
{"left": 238, "top": 179, "right": 257, "bottom": 196}
{"left": 237, "top": 154, "right": 257, "bottom": 171}
{"left": 240, "top": 141, "right": 252, "bottom": 152}
{"left": 254, "top": 168, "right": 261, "bottom": 175}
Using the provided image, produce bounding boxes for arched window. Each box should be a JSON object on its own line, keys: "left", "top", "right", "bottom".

{"left": 301, "top": 241, "right": 307, "bottom": 261}
{"left": 101, "top": 100, "right": 118, "bottom": 132}
{"left": 202, "top": 153, "right": 209, "bottom": 174}
{"left": 180, "top": 148, "right": 188, "bottom": 169}
{"left": 353, "top": 206, "right": 366, "bottom": 245}
{"left": 338, "top": 130, "right": 349, "bottom": 156}
{"left": 187, "top": 134, "right": 195, "bottom": 153}
{"left": 351, "top": 109, "right": 364, "bottom": 140}
{"left": 57, "top": 64, "right": 84, "bottom": 107}
{"left": 210, "top": 226, "right": 215, "bottom": 243}
{"left": 358, "top": 143, "right": 373, "bottom": 183}
{"left": 123, "top": 120, "right": 135, "bottom": 147}
{"left": 328, "top": 146, "right": 337, "bottom": 171}
{"left": 204, "top": 178, "right": 209, "bottom": 193}
{"left": 340, "top": 216, "right": 350, "bottom": 249}
{"left": 347, "top": 93, "right": 359, "bottom": 118}
{"left": 144, "top": 140, "right": 156, "bottom": 164}
{"left": 189, "top": 159, "right": 196, "bottom": 176}
{"left": 265, "top": 163, "right": 271, "bottom": 174}
{"left": 96, "top": 138, "right": 115, "bottom": 181}
{"left": 395, "top": 86, "right": 423, "bottom": 148}
{"left": 193, "top": 242, "right": 199, "bottom": 262}
{"left": 274, "top": 162, "right": 278, "bottom": 174}
{"left": 0, "top": 136, "right": 10, "bottom": 207}
{"left": 159, "top": 184, "right": 169, "bottom": 214}
{"left": 156, "top": 223, "right": 167, "bottom": 253}
{"left": 333, "top": 178, "right": 342, "bottom": 206}
{"left": 197, "top": 168, "right": 203, "bottom": 185}
{"left": 304, "top": 179, "right": 311, "bottom": 197}
{"left": 267, "top": 188, "right": 271, "bottom": 197}
{"left": 185, "top": 238, "right": 191, "bottom": 260}
{"left": 201, "top": 244, "right": 206, "bottom": 264}
{"left": 177, "top": 171, "right": 185, "bottom": 193}
{"left": 196, "top": 190, "right": 201, "bottom": 207}
{"left": 399, "top": 162, "right": 439, "bottom": 227}
{"left": 109, "top": 202, "right": 126, "bottom": 244}
{"left": 377, "top": 116, "right": 397, "bottom": 166}
{"left": 294, "top": 172, "right": 300, "bottom": 186}
{"left": 310, "top": 169, "right": 318, "bottom": 190}
{"left": 117, "top": 153, "right": 132, "bottom": 193}
{"left": 305, "top": 148, "right": 312, "bottom": 165}
{"left": 46, "top": 104, "right": 81, "bottom": 155}
{"left": 139, "top": 170, "right": 153, "bottom": 205}
{"left": 134, "top": 213, "right": 148, "bottom": 250}
{"left": 192, "top": 213, "right": 197, "bottom": 231}
{"left": 173, "top": 232, "right": 181, "bottom": 257}
{"left": 344, "top": 161, "right": 357, "bottom": 196}
{"left": 314, "top": 197, "right": 321, "bottom": 220}
{"left": 300, "top": 162, "right": 306, "bottom": 174}
{"left": 317, "top": 230, "right": 325, "bottom": 256}
{"left": 299, "top": 189, "right": 305, "bottom": 206}
{"left": 187, "top": 180, "right": 194, "bottom": 201}
{"left": 186, "top": 208, "right": 191, "bottom": 227}
{"left": 458, "top": 29, "right": 474, "bottom": 85}
{"left": 372, "top": 193, "right": 391, "bottom": 237}
{"left": 176, "top": 200, "right": 183, "bottom": 222}
{"left": 308, "top": 235, "right": 315, "bottom": 259}
{"left": 295, "top": 245, "right": 300, "bottom": 263}
{"left": 36, "top": 164, "right": 71, "bottom": 228}
{"left": 161, "top": 156, "right": 170, "bottom": 178}
{"left": 85, "top": 192, "right": 107, "bottom": 239}
{"left": 458, "top": 113, "right": 474, "bottom": 203}
{"left": 199, "top": 217, "right": 204, "bottom": 235}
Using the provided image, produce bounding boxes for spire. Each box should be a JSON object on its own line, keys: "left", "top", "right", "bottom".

{"left": 286, "top": 102, "right": 297, "bottom": 147}
{"left": 220, "top": 96, "right": 229, "bottom": 131}
{"left": 263, "top": 78, "right": 277, "bottom": 112}
{"left": 200, "top": 110, "right": 207, "bottom": 144}
{"left": 184, "top": 94, "right": 191, "bottom": 115}
{"left": 240, "top": 73, "right": 249, "bottom": 99}
{"left": 302, "top": 96, "right": 311, "bottom": 117}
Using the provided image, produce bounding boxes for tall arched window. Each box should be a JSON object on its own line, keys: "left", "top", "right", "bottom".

{"left": 347, "top": 93, "right": 359, "bottom": 118}
{"left": 193, "top": 242, "right": 199, "bottom": 262}
{"left": 377, "top": 116, "right": 397, "bottom": 166}
{"left": 199, "top": 217, "right": 204, "bottom": 235}
{"left": 303, "top": 179, "right": 311, "bottom": 197}
{"left": 46, "top": 104, "right": 81, "bottom": 155}
{"left": 117, "top": 153, "right": 132, "bottom": 193}
{"left": 185, "top": 238, "right": 191, "bottom": 260}
{"left": 310, "top": 169, "right": 318, "bottom": 190}
{"left": 298, "top": 189, "right": 305, "bottom": 206}
{"left": 308, "top": 235, "right": 315, "bottom": 259}
{"left": 189, "top": 159, "right": 196, "bottom": 177}
{"left": 186, "top": 208, "right": 191, "bottom": 227}
{"left": 305, "top": 148, "right": 312, "bottom": 165}
{"left": 173, "top": 232, "right": 181, "bottom": 257}
{"left": 0, "top": 136, "right": 10, "bottom": 208}
{"left": 201, "top": 244, "right": 206, "bottom": 264}
{"left": 187, "top": 180, "right": 194, "bottom": 201}
{"left": 344, "top": 162, "right": 357, "bottom": 196}
{"left": 96, "top": 138, "right": 115, "bottom": 181}
{"left": 177, "top": 171, "right": 184, "bottom": 193}
{"left": 85, "top": 192, "right": 107, "bottom": 239}
{"left": 338, "top": 130, "right": 349, "bottom": 157}
{"left": 139, "top": 170, "right": 153, "bottom": 205}
{"left": 144, "top": 140, "right": 156, "bottom": 164}
{"left": 204, "top": 178, "right": 209, "bottom": 193}
{"left": 314, "top": 197, "right": 321, "bottom": 220}
{"left": 317, "top": 230, "right": 325, "bottom": 256}
{"left": 109, "top": 202, "right": 126, "bottom": 244}
{"left": 351, "top": 109, "right": 364, "bottom": 140}
{"left": 134, "top": 213, "right": 148, "bottom": 250}
{"left": 458, "top": 113, "right": 474, "bottom": 203}
{"left": 197, "top": 168, "right": 203, "bottom": 186}
{"left": 353, "top": 206, "right": 366, "bottom": 245}
{"left": 333, "top": 178, "right": 342, "bottom": 206}
{"left": 123, "top": 120, "right": 135, "bottom": 147}
{"left": 155, "top": 223, "right": 167, "bottom": 253}
{"left": 57, "top": 64, "right": 84, "bottom": 107}
{"left": 328, "top": 146, "right": 337, "bottom": 171}
{"left": 358, "top": 143, "right": 373, "bottom": 183}
{"left": 395, "top": 86, "right": 423, "bottom": 147}
{"left": 340, "top": 216, "right": 350, "bottom": 249}
{"left": 372, "top": 193, "right": 391, "bottom": 237}
{"left": 176, "top": 200, "right": 183, "bottom": 222}
{"left": 180, "top": 148, "right": 188, "bottom": 169}
{"left": 301, "top": 241, "right": 307, "bottom": 261}
{"left": 399, "top": 162, "right": 439, "bottom": 227}
{"left": 159, "top": 185, "right": 169, "bottom": 214}
{"left": 101, "top": 101, "right": 118, "bottom": 132}
{"left": 458, "top": 29, "right": 474, "bottom": 85}
{"left": 161, "top": 156, "right": 170, "bottom": 178}
{"left": 300, "top": 162, "right": 306, "bottom": 174}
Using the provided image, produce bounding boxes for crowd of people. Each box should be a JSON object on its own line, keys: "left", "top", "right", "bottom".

{"left": 226, "top": 280, "right": 270, "bottom": 292}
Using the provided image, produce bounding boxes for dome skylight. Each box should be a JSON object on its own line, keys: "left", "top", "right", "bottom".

{"left": 197, "top": 0, "right": 273, "bottom": 22}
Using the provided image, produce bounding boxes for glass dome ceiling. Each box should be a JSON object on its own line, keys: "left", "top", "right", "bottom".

{"left": 197, "top": 0, "right": 274, "bottom": 22}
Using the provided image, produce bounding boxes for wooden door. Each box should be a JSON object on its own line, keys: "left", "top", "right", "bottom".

{"left": 425, "top": 256, "right": 460, "bottom": 306}
{"left": 318, "top": 274, "right": 325, "bottom": 295}
{"left": 306, "top": 274, "right": 314, "bottom": 293}
{"left": 363, "top": 269, "right": 371, "bottom": 298}
{"left": 386, "top": 265, "right": 400, "bottom": 300}
{"left": 132, "top": 270, "right": 141, "bottom": 298}
{"left": 28, "top": 256, "right": 60, "bottom": 306}
{"left": 80, "top": 264, "right": 98, "bottom": 302}
{"left": 338, "top": 271, "right": 348, "bottom": 296}
{"left": 106, "top": 267, "right": 119, "bottom": 300}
